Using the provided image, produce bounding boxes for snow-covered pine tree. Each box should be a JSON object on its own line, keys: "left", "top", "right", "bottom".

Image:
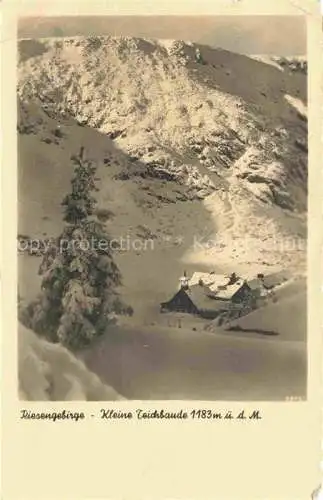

{"left": 26, "top": 148, "right": 132, "bottom": 349}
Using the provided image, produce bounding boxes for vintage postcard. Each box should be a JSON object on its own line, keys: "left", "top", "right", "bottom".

{"left": 1, "top": 0, "right": 322, "bottom": 498}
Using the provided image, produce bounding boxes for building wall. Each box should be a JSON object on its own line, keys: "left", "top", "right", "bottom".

{"left": 231, "top": 283, "right": 253, "bottom": 304}
{"left": 161, "top": 289, "right": 198, "bottom": 314}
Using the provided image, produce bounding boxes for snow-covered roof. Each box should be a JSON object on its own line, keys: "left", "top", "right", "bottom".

{"left": 189, "top": 272, "right": 246, "bottom": 300}
{"left": 187, "top": 285, "right": 229, "bottom": 313}
{"left": 208, "top": 275, "right": 231, "bottom": 291}
{"left": 189, "top": 272, "right": 228, "bottom": 288}
{"left": 210, "top": 279, "right": 245, "bottom": 300}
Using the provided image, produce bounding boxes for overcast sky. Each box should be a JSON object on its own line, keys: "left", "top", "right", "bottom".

{"left": 18, "top": 16, "right": 306, "bottom": 55}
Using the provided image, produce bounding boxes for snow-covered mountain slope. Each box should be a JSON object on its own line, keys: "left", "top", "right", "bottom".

{"left": 17, "top": 36, "right": 307, "bottom": 310}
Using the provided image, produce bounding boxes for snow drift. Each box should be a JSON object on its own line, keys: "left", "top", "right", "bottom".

{"left": 18, "top": 323, "right": 124, "bottom": 400}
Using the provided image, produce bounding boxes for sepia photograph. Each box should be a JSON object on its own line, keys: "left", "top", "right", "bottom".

{"left": 17, "top": 14, "right": 308, "bottom": 402}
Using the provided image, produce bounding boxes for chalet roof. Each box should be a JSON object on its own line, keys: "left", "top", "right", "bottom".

{"left": 262, "top": 270, "right": 291, "bottom": 289}
{"left": 248, "top": 270, "right": 291, "bottom": 290}
{"left": 189, "top": 272, "right": 229, "bottom": 288}
{"left": 209, "top": 279, "right": 247, "bottom": 300}
{"left": 186, "top": 285, "right": 230, "bottom": 312}
{"left": 188, "top": 271, "right": 248, "bottom": 301}
{"left": 208, "top": 276, "right": 232, "bottom": 291}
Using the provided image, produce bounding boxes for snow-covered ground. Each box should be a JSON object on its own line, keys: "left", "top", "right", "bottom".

{"left": 18, "top": 323, "right": 124, "bottom": 400}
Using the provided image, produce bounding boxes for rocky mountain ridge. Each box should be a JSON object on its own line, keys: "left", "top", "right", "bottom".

{"left": 18, "top": 36, "right": 307, "bottom": 278}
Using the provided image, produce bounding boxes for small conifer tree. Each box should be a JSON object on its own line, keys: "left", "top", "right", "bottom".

{"left": 26, "top": 147, "right": 132, "bottom": 349}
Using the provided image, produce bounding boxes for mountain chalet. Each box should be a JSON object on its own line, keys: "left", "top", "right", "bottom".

{"left": 160, "top": 270, "right": 289, "bottom": 320}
